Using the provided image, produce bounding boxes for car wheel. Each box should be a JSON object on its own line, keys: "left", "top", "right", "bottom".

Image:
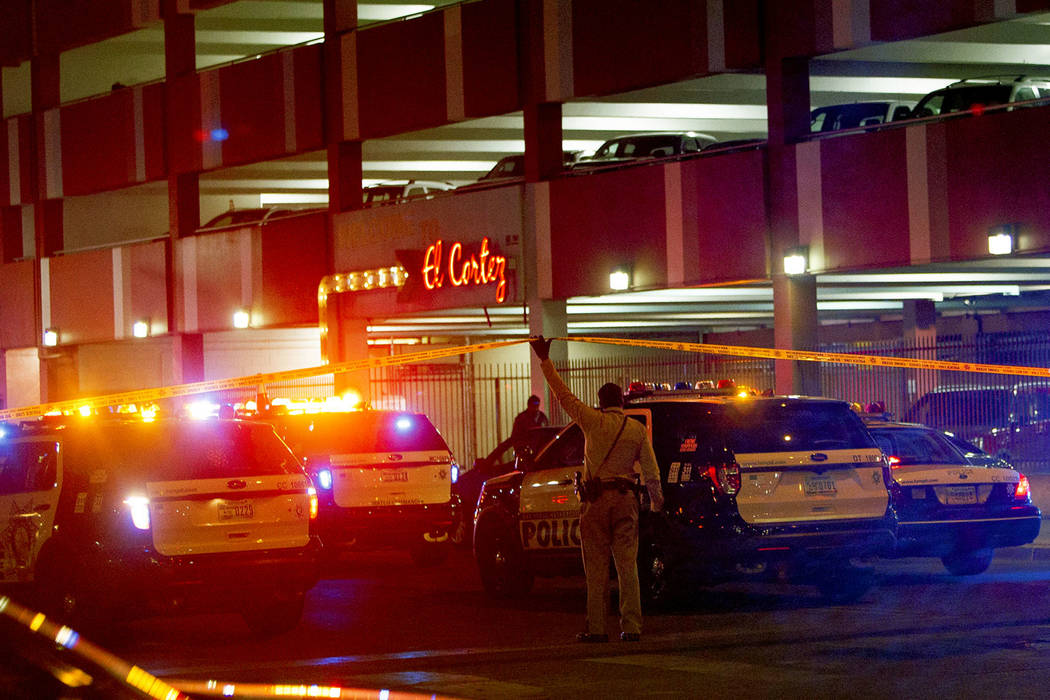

{"left": 475, "top": 522, "right": 533, "bottom": 598}
{"left": 241, "top": 592, "right": 305, "bottom": 637}
{"left": 941, "top": 547, "right": 994, "bottom": 576}
{"left": 639, "top": 540, "right": 678, "bottom": 611}
{"left": 410, "top": 540, "right": 450, "bottom": 567}
{"left": 815, "top": 561, "right": 875, "bottom": 604}
{"left": 34, "top": 553, "right": 108, "bottom": 631}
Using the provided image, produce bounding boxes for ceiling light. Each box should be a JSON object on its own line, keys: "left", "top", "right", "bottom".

{"left": 988, "top": 225, "right": 1016, "bottom": 255}
{"left": 783, "top": 246, "right": 808, "bottom": 276}
{"left": 233, "top": 309, "right": 251, "bottom": 329}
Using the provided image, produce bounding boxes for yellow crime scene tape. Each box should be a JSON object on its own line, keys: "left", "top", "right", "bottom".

{"left": 1, "top": 334, "right": 1047, "bottom": 422}
{"left": 0, "top": 339, "right": 524, "bottom": 422}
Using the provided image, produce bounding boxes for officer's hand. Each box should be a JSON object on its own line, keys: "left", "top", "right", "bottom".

{"left": 529, "top": 336, "right": 552, "bottom": 361}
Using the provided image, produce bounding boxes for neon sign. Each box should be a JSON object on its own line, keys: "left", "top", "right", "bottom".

{"left": 422, "top": 237, "right": 508, "bottom": 303}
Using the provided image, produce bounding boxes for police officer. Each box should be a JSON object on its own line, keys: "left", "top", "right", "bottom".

{"left": 529, "top": 335, "right": 664, "bottom": 642}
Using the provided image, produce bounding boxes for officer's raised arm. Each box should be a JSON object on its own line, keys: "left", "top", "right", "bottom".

{"left": 529, "top": 336, "right": 601, "bottom": 431}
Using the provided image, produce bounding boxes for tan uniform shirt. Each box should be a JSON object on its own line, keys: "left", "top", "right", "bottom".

{"left": 541, "top": 359, "right": 664, "bottom": 510}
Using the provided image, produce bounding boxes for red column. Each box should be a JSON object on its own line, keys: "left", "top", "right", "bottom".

{"left": 31, "top": 52, "right": 61, "bottom": 258}
{"left": 764, "top": 22, "right": 819, "bottom": 396}
{"left": 324, "top": 0, "right": 362, "bottom": 215}
{"left": 163, "top": 1, "right": 199, "bottom": 240}
{"left": 523, "top": 102, "right": 563, "bottom": 182}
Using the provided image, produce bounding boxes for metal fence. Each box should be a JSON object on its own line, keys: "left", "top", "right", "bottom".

{"left": 210, "top": 331, "right": 1050, "bottom": 473}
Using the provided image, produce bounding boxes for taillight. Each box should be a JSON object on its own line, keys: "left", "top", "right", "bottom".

{"left": 707, "top": 461, "right": 741, "bottom": 495}
{"left": 308, "top": 487, "right": 319, "bottom": 519}
{"left": 887, "top": 455, "right": 901, "bottom": 469}
{"left": 123, "top": 496, "right": 151, "bottom": 530}
{"left": 1015, "top": 474, "right": 1031, "bottom": 501}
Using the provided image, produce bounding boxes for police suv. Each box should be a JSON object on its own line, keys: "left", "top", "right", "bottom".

{"left": 258, "top": 406, "right": 459, "bottom": 566}
{"left": 473, "top": 387, "right": 895, "bottom": 604}
{"left": 0, "top": 415, "right": 322, "bottom": 635}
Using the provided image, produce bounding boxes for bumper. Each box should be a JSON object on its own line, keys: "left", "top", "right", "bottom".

{"left": 893, "top": 507, "right": 1042, "bottom": 556}
{"left": 108, "top": 536, "right": 323, "bottom": 612}
{"left": 316, "top": 501, "right": 455, "bottom": 548}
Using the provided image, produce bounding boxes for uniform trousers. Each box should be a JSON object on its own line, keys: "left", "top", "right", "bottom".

{"left": 579, "top": 488, "right": 641, "bottom": 635}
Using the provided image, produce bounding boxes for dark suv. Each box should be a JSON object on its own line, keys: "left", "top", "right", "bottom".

{"left": 473, "top": 391, "right": 894, "bottom": 605}
{"left": 0, "top": 417, "right": 322, "bottom": 635}
{"left": 258, "top": 409, "right": 458, "bottom": 566}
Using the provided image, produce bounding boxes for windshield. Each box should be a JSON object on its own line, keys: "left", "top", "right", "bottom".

{"left": 270, "top": 412, "right": 450, "bottom": 457}
{"left": 63, "top": 420, "right": 300, "bottom": 480}
{"left": 363, "top": 186, "right": 405, "bottom": 204}
{"left": 597, "top": 135, "right": 680, "bottom": 159}
{"left": 811, "top": 103, "right": 893, "bottom": 132}
{"left": 723, "top": 402, "right": 876, "bottom": 453}
{"left": 869, "top": 427, "right": 966, "bottom": 466}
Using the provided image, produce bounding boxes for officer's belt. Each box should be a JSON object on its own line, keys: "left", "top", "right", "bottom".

{"left": 598, "top": 477, "right": 640, "bottom": 493}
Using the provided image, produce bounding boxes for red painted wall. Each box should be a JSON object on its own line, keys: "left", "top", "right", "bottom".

{"left": 461, "top": 0, "right": 521, "bottom": 118}
{"left": 943, "top": 107, "right": 1050, "bottom": 260}
{"left": 167, "top": 74, "right": 203, "bottom": 175}
{"left": 260, "top": 212, "right": 328, "bottom": 326}
{"left": 571, "top": 0, "right": 708, "bottom": 97}
{"left": 126, "top": 240, "right": 169, "bottom": 336}
{"left": 218, "top": 53, "right": 288, "bottom": 167}
{"left": 62, "top": 91, "right": 135, "bottom": 196}
{"left": 357, "top": 12, "right": 447, "bottom": 138}
{"left": 189, "top": 231, "right": 245, "bottom": 332}
{"left": 291, "top": 45, "right": 325, "bottom": 152}
{"left": 689, "top": 150, "right": 767, "bottom": 284}
{"left": 50, "top": 249, "right": 114, "bottom": 345}
{"left": 819, "top": 129, "right": 911, "bottom": 271}
{"left": 0, "top": 261, "right": 35, "bottom": 348}
{"left": 550, "top": 167, "right": 668, "bottom": 298}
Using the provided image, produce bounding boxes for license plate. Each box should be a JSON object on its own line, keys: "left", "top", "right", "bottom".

{"left": 944, "top": 485, "right": 977, "bottom": 505}
{"left": 380, "top": 471, "right": 409, "bottom": 482}
{"left": 219, "top": 501, "right": 254, "bottom": 520}
{"left": 804, "top": 475, "right": 837, "bottom": 496}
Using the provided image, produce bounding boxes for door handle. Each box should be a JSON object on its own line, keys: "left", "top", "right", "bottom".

{"left": 33, "top": 503, "right": 50, "bottom": 512}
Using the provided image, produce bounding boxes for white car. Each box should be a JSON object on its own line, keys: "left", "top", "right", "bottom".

{"left": 363, "top": 180, "right": 455, "bottom": 205}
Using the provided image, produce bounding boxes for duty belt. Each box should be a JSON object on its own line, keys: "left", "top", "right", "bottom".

{"left": 599, "top": 477, "right": 640, "bottom": 494}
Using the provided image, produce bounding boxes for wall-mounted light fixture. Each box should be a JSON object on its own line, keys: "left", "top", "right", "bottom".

{"left": 233, "top": 309, "right": 251, "bottom": 329}
{"left": 132, "top": 319, "right": 150, "bottom": 338}
{"left": 988, "top": 224, "right": 1016, "bottom": 255}
{"left": 783, "top": 246, "right": 809, "bottom": 276}
{"left": 42, "top": 328, "right": 58, "bottom": 347}
{"left": 609, "top": 265, "right": 631, "bottom": 291}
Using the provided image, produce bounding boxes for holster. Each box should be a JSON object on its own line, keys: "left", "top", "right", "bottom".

{"left": 573, "top": 471, "right": 603, "bottom": 503}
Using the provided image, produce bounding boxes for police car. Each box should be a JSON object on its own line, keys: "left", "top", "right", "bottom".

{"left": 256, "top": 404, "right": 458, "bottom": 567}
{"left": 0, "top": 414, "right": 322, "bottom": 635}
{"left": 473, "top": 385, "right": 895, "bottom": 604}
{"left": 862, "top": 414, "right": 1041, "bottom": 575}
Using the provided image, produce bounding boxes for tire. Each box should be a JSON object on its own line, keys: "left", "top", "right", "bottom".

{"left": 639, "top": 540, "right": 678, "bottom": 611}
{"left": 941, "top": 547, "right": 994, "bottom": 576}
{"left": 815, "top": 562, "right": 875, "bottom": 604}
{"left": 410, "top": 540, "right": 450, "bottom": 567}
{"left": 241, "top": 592, "right": 305, "bottom": 637}
{"left": 34, "top": 552, "right": 110, "bottom": 632}
{"left": 475, "top": 522, "right": 533, "bottom": 598}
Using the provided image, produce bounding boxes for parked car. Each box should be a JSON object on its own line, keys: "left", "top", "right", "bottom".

{"left": 199, "top": 205, "right": 306, "bottom": 230}
{"left": 473, "top": 386, "right": 894, "bottom": 605}
{"left": 862, "top": 414, "right": 1040, "bottom": 574}
{"left": 572, "top": 131, "right": 718, "bottom": 169}
{"left": 362, "top": 179, "right": 454, "bottom": 205}
{"left": 478, "top": 151, "right": 582, "bottom": 181}
{"left": 903, "top": 383, "right": 1050, "bottom": 472}
{"left": 255, "top": 406, "right": 459, "bottom": 567}
{"left": 810, "top": 101, "right": 914, "bottom": 133}
{"left": 0, "top": 415, "right": 322, "bottom": 635}
{"left": 911, "top": 75, "right": 1050, "bottom": 117}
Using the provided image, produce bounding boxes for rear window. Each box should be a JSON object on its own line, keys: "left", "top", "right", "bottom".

{"left": 62, "top": 420, "right": 300, "bottom": 481}
{"left": 722, "top": 402, "right": 876, "bottom": 453}
{"left": 941, "top": 85, "right": 1012, "bottom": 113}
{"left": 270, "top": 412, "right": 450, "bottom": 457}
{"left": 869, "top": 427, "right": 963, "bottom": 466}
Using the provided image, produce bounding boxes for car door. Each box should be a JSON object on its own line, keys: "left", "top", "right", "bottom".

{"left": 517, "top": 424, "right": 583, "bottom": 552}
{"left": 0, "top": 437, "right": 61, "bottom": 583}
